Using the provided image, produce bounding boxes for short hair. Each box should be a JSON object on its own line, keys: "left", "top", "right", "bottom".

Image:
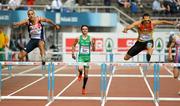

{"left": 27, "top": 9, "right": 35, "bottom": 14}
{"left": 142, "top": 13, "right": 150, "bottom": 19}
{"left": 81, "top": 25, "right": 88, "bottom": 30}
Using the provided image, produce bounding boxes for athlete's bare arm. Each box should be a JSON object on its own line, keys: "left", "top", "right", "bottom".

{"left": 13, "top": 19, "right": 28, "bottom": 27}
{"left": 72, "top": 38, "right": 79, "bottom": 59}
{"left": 152, "top": 20, "right": 176, "bottom": 25}
{"left": 123, "top": 21, "right": 141, "bottom": 33}
{"left": 39, "top": 17, "right": 60, "bottom": 29}
{"left": 91, "top": 38, "right": 95, "bottom": 51}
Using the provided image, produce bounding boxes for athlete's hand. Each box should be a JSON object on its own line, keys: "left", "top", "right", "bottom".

{"left": 55, "top": 25, "right": 60, "bottom": 30}
{"left": 72, "top": 53, "right": 76, "bottom": 60}
{"left": 122, "top": 28, "right": 128, "bottom": 33}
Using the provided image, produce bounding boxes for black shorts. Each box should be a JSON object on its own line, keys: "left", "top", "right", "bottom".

{"left": 127, "top": 40, "right": 154, "bottom": 57}
{"left": 24, "top": 39, "right": 44, "bottom": 53}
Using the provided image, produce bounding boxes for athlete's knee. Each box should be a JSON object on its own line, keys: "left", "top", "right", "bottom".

{"left": 84, "top": 74, "right": 88, "bottom": 78}
{"left": 18, "top": 53, "right": 23, "bottom": 60}
{"left": 124, "top": 55, "right": 130, "bottom": 60}
{"left": 18, "top": 51, "right": 26, "bottom": 60}
{"left": 173, "top": 70, "right": 179, "bottom": 79}
{"left": 78, "top": 66, "right": 83, "bottom": 71}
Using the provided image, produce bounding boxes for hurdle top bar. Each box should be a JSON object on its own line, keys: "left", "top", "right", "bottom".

{"left": 0, "top": 61, "right": 179, "bottom": 67}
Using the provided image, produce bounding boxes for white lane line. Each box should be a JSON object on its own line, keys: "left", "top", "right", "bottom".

{"left": 139, "top": 67, "right": 159, "bottom": 106}
{"left": 1, "top": 96, "right": 48, "bottom": 100}
{"left": 45, "top": 77, "right": 77, "bottom": 106}
{"left": 16, "top": 66, "right": 41, "bottom": 75}
{"left": 1, "top": 96, "right": 180, "bottom": 101}
{"left": 164, "top": 66, "right": 173, "bottom": 76}
{"left": 101, "top": 66, "right": 116, "bottom": 106}
{"left": 54, "top": 96, "right": 100, "bottom": 100}
{"left": 5, "top": 66, "right": 66, "bottom": 97}
{"left": 2, "top": 66, "right": 40, "bottom": 81}
{"left": 7, "top": 77, "right": 45, "bottom": 96}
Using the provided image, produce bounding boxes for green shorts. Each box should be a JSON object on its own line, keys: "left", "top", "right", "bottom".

{"left": 78, "top": 56, "right": 90, "bottom": 68}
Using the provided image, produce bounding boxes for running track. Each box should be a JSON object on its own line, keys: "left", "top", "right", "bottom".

{"left": 0, "top": 64, "right": 179, "bottom": 106}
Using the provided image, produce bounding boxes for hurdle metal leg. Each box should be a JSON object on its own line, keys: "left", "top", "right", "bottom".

{"left": 51, "top": 63, "right": 55, "bottom": 101}
{"left": 153, "top": 63, "right": 160, "bottom": 103}
{"left": 47, "top": 63, "right": 51, "bottom": 101}
{"left": 100, "top": 63, "right": 107, "bottom": 103}
{"left": 8, "top": 52, "right": 12, "bottom": 77}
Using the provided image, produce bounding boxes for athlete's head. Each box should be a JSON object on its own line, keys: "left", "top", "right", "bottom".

{"left": 142, "top": 13, "right": 151, "bottom": 24}
{"left": 167, "top": 32, "right": 175, "bottom": 48}
{"left": 81, "top": 25, "right": 88, "bottom": 35}
{"left": 27, "top": 9, "right": 35, "bottom": 20}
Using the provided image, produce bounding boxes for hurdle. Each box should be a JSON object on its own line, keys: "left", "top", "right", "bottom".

{"left": 0, "top": 61, "right": 180, "bottom": 105}
{"left": 0, "top": 61, "right": 54, "bottom": 101}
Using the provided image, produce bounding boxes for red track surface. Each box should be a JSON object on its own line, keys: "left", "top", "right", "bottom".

{"left": 0, "top": 65, "right": 179, "bottom": 106}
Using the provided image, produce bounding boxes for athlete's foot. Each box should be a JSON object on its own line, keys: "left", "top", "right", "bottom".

{"left": 78, "top": 74, "right": 82, "bottom": 81}
{"left": 42, "top": 60, "right": 45, "bottom": 65}
{"left": 42, "top": 57, "right": 46, "bottom": 65}
{"left": 82, "top": 88, "right": 86, "bottom": 95}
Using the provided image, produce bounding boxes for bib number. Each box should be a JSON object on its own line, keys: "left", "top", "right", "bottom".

{"left": 140, "top": 34, "right": 151, "bottom": 41}
{"left": 80, "top": 46, "right": 89, "bottom": 54}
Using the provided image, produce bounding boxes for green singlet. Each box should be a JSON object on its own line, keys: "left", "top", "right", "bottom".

{"left": 78, "top": 35, "right": 91, "bottom": 63}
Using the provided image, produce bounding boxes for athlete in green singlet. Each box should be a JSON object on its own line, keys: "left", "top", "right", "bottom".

{"left": 72, "top": 25, "right": 95, "bottom": 95}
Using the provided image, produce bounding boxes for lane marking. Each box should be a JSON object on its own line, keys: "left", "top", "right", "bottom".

{"left": 1, "top": 96, "right": 180, "bottom": 101}
{"left": 4, "top": 66, "right": 66, "bottom": 97}
{"left": 2, "top": 66, "right": 40, "bottom": 81}
{"left": 101, "top": 66, "right": 116, "bottom": 106}
{"left": 164, "top": 66, "right": 173, "bottom": 76}
{"left": 139, "top": 67, "right": 159, "bottom": 106}
{"left": 45, "top": 77, "right": 77, "bottom": 106}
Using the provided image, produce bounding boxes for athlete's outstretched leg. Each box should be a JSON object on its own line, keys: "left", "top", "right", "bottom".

{"left": 124, "top": 54, "right": 132, "bottom": 60}
{"left": 173, "top": 68, "right": 179, "bottom": 79}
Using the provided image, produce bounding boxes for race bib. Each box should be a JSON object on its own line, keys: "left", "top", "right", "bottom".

{"left": 139, "top": 34, "right": 151, "bottom": 41}
{"left": 80, "top": 46, "right": 90, "bottom": 54}
{"left": 29, "top": 24, "right": 42, "bottom": 35}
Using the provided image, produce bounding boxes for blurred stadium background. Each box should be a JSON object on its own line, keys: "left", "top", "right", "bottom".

{"left": 0, "top": 0, "right": 180, "bottom": 62}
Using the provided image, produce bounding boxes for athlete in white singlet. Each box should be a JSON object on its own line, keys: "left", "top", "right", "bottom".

{"left": 13, "top": 9, "right": 60, "bottom": 65}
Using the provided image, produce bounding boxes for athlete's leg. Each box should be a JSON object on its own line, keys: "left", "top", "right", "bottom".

{"left": 18, "top": 50, "right": 27, "bottom": 61}
{"left": 82, "top": 66, "right": 89, "bottom": 95}
{"left": 78, "top": 65, "right": 83, "bottom": 81}
{"left": 124, "top": 41, "right": 144, "bottom": 60}
{"left": 124, "top": 54, "right": 132, "bottom": 60}
{"left": 173, "top": 68, "right": 180, "bottom": 95}
{"left": 38, "top": 40, "right": 46, "bottom": 65}
{"left": 19, "top": 39, "right": 38, "bottom": 61}
{"left": 146, "top": 40, "right": 154, "bottom": 62}
{"left": 146, "top": 47, "right": 153, "bottom": 62}
{"left": 173, "top": 67, "right": 179, "bottom": 79}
